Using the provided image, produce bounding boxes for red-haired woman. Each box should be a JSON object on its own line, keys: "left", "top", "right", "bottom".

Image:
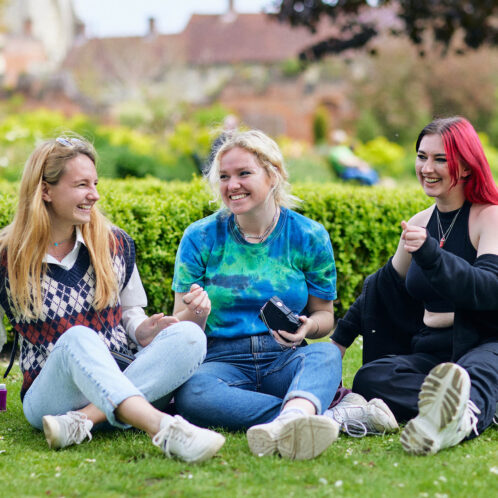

{"left": 331, "top": 117, "right": 498, "bottom": 455}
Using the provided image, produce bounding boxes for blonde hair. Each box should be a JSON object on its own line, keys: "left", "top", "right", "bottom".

{"left": 0, "top": 135, "right": 119, "bottom": 319}
{"left": 207, "top": 129, "right": 301, "bottom": 209}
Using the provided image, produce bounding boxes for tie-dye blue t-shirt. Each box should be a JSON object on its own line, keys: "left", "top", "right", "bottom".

{"left": 172, "top": 207, "right": 337, "bottom": 338}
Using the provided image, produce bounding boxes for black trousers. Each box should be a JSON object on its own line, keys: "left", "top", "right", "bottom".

{"left": 353, "top": 341, "right": 498, "bottom": 435}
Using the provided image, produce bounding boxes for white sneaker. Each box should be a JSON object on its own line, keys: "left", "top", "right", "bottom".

{"left": 401, "top": 363, "right": 480, "bottom": 455}
{"left": 325, "top": 392, "right": 398, "bottom": 437}
{"left": 247, "top": 413, "right": 340, "bottom": 460}
{"left": 152, "top": 415, "right": 225, "bottom": 463}
{"left": 42, "top": 411, "right": 93, "bottom": 449}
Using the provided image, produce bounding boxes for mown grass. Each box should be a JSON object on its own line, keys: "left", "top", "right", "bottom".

{"left": 0, "top": 339, "right": 496, "bottom": 498}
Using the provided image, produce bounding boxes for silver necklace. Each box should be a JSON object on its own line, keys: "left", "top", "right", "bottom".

{"left": 235, "top": 208, "right": 279, "bottom": 241}
{"left": 436, "top": 205, "right": 463, "bottom": 248}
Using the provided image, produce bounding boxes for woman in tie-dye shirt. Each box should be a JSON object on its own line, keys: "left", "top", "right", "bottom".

{"left": 172, "top": 130, "right": 343, "bottom": 460}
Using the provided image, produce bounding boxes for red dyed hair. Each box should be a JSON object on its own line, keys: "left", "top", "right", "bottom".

{"left": 416, "top": 117, "right": 498, "bottom": 205}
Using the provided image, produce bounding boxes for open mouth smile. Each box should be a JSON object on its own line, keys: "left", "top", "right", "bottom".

{"left": 423, "top": 177, "right": 441, "bottom": 184}
{"left": 230, "top": 193, "right": 249, "bottom": 200}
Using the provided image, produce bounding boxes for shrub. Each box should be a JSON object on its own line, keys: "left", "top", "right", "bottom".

{"left": 0, "top": 179, "right": 432, "bottom": 345}
{"left": 355, "top": 136, "right": 409, "bottom": 178}
{"left": 312, "top": 106, "right": 329, "bottom": 145}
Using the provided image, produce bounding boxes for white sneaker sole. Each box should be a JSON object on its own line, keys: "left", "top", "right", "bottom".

{"left": 248, "top": 416, "right": 339, "bottom": 460}
{"left": 42, "top": 415, "right": 62, "bottom": 449}
{"left": 401, "top": 363, "right": 470, "bottom": 455}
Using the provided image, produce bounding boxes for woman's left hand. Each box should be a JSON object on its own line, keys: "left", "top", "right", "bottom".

{"left": 271, "top": 315, "right": 316, "bottom": 348}
{"left": 135, "top": 313, "right": 179, "bottom": 347}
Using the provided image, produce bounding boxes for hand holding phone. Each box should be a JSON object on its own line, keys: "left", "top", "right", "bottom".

{"left": 259, "top": 296, "right": 301, "bottom": 334}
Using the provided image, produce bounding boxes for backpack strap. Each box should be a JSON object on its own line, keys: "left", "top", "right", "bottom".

{"left": 3, "top": 330, "right": 18, "bottom": 378}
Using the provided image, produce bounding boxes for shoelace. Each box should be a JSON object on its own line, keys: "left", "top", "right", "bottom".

{"left": 465, "top": 400, "right": 480, "bottom": 437}
{"left": 152, "top": 417, "right": 192, "bottom": 458}
{"left": 67, "top": 412, "right": 92, "bottom": 442}
{"left": 331, "top": 405, "right": 379, "bottom": 438}
{"left": 341, "top": 420, "right": 369, "bottom": 438}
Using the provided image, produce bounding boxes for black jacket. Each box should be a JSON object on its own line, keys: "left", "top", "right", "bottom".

{"left": 332, "top": 235, "right": 498, "bottom": 364}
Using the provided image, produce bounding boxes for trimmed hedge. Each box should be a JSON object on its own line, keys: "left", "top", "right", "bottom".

{"left": 0, "top": 178, "right": 432, "bottom": 343}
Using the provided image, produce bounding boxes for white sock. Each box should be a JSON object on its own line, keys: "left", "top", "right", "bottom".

{"left": 277, "top": 408, "right": 307, "bottom": 420}
{"left": 158, "top": 414, "right": 175, "bottom": 432}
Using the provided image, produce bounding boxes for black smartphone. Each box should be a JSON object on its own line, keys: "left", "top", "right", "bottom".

{"left": 259, "top": 296, "right": 301, "bottom": 333}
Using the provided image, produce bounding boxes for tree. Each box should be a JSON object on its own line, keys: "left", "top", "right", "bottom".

{"left": 272, "top": 1, "right": 498, "bottom": 59}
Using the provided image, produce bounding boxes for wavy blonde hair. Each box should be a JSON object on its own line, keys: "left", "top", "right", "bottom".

{"left": 207, "top": 129, "right": 301, "bottom": 209}
{"left": 0, "top": 135, "right": 119, "bottom": 319}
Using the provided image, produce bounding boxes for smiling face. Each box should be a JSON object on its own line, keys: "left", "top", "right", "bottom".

{"left": 219, "top": 146, "right": 274, "bottom": 217}
{"left": 415, "top": 134, "right": 468, "bottom": 201}
{"left": 42, "top": 154, "right": 100, "bottom": 233}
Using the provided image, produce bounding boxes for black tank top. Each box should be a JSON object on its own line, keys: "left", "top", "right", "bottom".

{"left": 405, "top": 201, "right": 476, "bottom": 312}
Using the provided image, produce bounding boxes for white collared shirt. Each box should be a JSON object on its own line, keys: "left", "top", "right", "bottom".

{"left": 0, "top": 227, "right": 148, "bottom": 352}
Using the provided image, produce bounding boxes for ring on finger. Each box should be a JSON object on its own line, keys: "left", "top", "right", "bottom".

{"left": 195, "top": 309, "right": 202, "bottom": 315}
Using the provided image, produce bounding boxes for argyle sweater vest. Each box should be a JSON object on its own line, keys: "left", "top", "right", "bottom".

{"left": 0, "top": 229, "right": 135, "bottom": 399}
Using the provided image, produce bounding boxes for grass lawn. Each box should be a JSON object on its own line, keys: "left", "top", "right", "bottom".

{"left": 0, "top": 339, "right": 496, "bottom": 497}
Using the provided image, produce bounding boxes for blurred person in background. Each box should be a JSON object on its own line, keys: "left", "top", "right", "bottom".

{"left": 327, "top": 129, "right": 379, "bottom": 186}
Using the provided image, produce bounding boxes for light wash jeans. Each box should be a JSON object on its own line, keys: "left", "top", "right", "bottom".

{"left": 175, "top": 334, "right": 342, "bottom": 430}
{"left": 23, "top": 322, "right": 206, "bottom": 430}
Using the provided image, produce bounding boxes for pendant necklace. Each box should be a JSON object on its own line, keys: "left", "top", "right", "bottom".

{"left": 436, "top": 205, "right": 463, "bottom": 248}
{"left": 235, "top": 208, "right": 279, "bottom": 242}
{"left": 53, "top": 235, "right": 74, "bottom": 247}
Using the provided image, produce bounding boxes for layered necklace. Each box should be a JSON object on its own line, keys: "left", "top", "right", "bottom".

{"left": 435, "top": 205, "right": 463, "bottom": 248}
{"left": 53, "top": 235, "right": 74, "bottom": 247}
{"left": 50, "top": 231, "right": 76, "bottom": 261}
{"left": 235, "top": 208, "right": 280, "bottom": 242}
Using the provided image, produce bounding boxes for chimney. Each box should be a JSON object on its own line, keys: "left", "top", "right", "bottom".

{"left": 223, "top": 0, "right": 237, "bottom": 23}
{"left": 75, "top": 21, "right": 85, "bottom": 38}
{"left": 147, "top": 17, "right": 157, "bottom": 37}
{"left": 74, "top": 21, "right": 86, "bottom": 46}
{"left": 23, "top": 18, "right": 33, "bottom": 37}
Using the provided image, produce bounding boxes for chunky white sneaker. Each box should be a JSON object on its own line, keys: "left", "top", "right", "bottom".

{"left": 152, "top": 415, "right": 225, "bottom": 463}
{"left": 401, "top": 363, "right": 480, "bottom": 455}
{"left": 247, "top": 413, "right": 340, "bottom": 460}
{"left": 325, "top": 392, "right": 398, "bottom": 437}
{"left": 42, "top": 411, "right": 93, "bottom": 449}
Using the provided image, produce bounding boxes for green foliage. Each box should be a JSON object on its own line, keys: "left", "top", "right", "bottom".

{"left": 478, "top": 132, "right": 498, "bottom": 182}
{"left": 280, "top": 58, "right": 303, "bottom": 77}
{"left": 191, "top": 104, "right": 231, "bottom": 128}
{"left": 0, "top": 179, "right": 432, "bottom": 345}
{"left": 355, "top": 109, "right": 381, "bottom": 143}
{"left": 355, "top": 137, "right": 409, "bottom": 178}
{"left": 312, "top": 106, "right": 329, "bottom": 145}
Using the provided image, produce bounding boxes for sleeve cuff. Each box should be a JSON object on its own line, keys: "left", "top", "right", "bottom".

{"left": 412, "top": 233, "right": 440, "bottom": 269}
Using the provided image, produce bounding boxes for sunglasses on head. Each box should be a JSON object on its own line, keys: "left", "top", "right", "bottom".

{"left": 56, "top": 137, "right": 85, "bottom": 147}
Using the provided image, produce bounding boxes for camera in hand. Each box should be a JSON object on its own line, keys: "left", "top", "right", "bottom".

{"left": 259, "top": 296, "right": 301, "bottom": 334}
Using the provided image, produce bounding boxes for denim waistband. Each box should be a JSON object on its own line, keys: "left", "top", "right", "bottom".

{"left": 206, "top": 334, "right": 297, "bottom": 359}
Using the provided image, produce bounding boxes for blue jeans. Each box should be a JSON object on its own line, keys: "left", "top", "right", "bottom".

{"left": 174, "top": 334, "right": 342, "bottom": 430}
{"left": 23, "top": 322, "right": 206, "bottom": 430}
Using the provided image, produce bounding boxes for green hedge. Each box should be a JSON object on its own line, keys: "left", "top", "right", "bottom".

{"left": 0, "top": 178, "right": 432, "bottom": 343}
